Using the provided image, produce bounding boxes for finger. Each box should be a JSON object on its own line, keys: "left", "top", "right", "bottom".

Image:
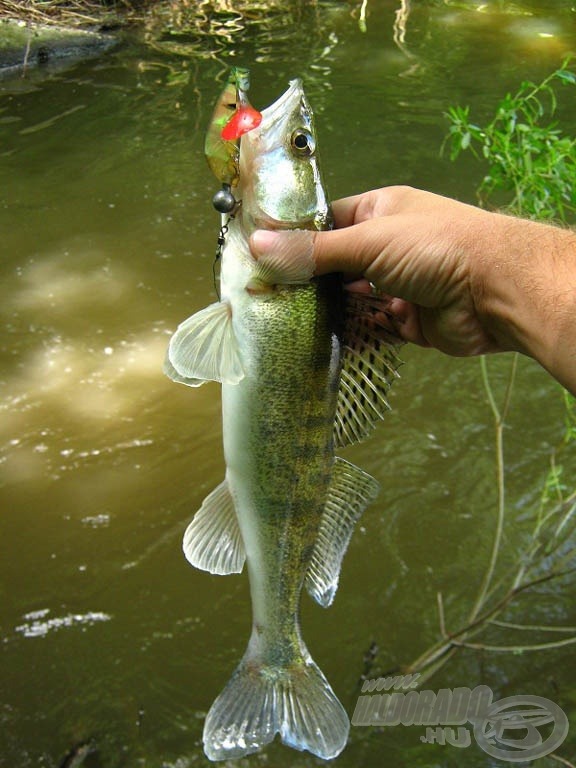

{"left": 249, "top": 229, "right": 316, "bottom": 283}
{"left": 250, "top": 216, "right": 410, "bottom": 286}
{"left": 343, "top": 285, "right": 430, "bottom": 348}
{"left": 329, "top": 194, "right": 367, "bottom": 228}
{"left": 331, "top": 186, "right": 436, "bottom": 227}
{"left": 313, "top": 217, "right": 405, "bottom": 277}
{"left": 343, "top": 278, "right": 372, "bottom": 293}
{"left": 330, "top": 188, "right": 405, "bottom": 228}
{"left": 250, "top": 225, "right": 382, "bottom": 279}
{"left": 386, "top": 298, "right": 430, "bottom": 347}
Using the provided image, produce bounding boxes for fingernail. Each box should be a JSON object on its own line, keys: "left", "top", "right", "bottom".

{"left": 250, "top": 230, "right": 281, "bottom": 257}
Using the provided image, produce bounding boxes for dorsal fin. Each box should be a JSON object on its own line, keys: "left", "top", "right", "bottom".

{"left": 334, "top": 292, "right": 402, "bottom": 448}
{"left": 305, "top": 457, "right": 379, "bottom": 607}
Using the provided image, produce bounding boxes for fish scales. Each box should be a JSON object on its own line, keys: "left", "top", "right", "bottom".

{"left": 164, "top": 73, "right": 402, "bottom": 762}
{"left": 223, "top": 278, "right": 343, "bottom": 654}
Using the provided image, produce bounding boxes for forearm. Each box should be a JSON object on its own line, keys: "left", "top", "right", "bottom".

{"left": 472, "top": 213, "right": 576, "bottom": 395}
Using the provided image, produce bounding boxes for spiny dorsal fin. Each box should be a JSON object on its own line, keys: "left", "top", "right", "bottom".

{"left": 183, "top": 479, "right": 245, "bottom": 575}
{"left": 334, "top": 291, "right": 402, "bottom": 448}
{"left": 164, "top": 300, "right": 244, "bottom": 387}
{"left": 305, "top": 457, "right": 379, "bottom": 608}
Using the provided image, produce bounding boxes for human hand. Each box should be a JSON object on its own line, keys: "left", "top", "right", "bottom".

{"left": 249, "top": 186, "right": 576, "bottom": 394}
{"left": 251, "top": 186, "right": 508, "bottom": 356}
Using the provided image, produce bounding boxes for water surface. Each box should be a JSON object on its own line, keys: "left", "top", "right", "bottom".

{"left": 1, "top": 2, "right": 576, "bottom": 766}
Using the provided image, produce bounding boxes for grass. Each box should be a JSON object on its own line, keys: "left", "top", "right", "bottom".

{"left": 0, "top": 0, "right": 156, "bottom": 28}
{"left": 0, "top": 0, "right": 323, "bottom": 38}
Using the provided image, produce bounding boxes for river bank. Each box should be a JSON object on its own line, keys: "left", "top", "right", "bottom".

{"left": 0, "top": 1, "right": 153, "bottom": 76}
{"left": 0, "top": 1, "right": 320, "bottom": 78}
{"left": 0, "top": 1, "right": 152, "bottom": 30}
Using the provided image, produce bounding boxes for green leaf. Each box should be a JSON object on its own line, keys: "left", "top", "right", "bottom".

{"left": 557, "top": 70, "right": 576, "bottom": 85}
{"left": 443, "top": 62, "right": 576, "bottom": 222}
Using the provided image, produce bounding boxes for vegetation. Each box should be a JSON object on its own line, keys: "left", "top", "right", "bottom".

{"left": 0, "top": 0, "right": 154, "bottom": 27}
{"left": 445, "top": 58, "right": 576, "bottom": 220}
{"left": 406, "top": 62, "right": 576, "bottom": 693}
{"left": 407, "top": 363, "right": 576, "bottom": 684}
{"left": 0, "top": 0, "right": 321, "bottom": 29}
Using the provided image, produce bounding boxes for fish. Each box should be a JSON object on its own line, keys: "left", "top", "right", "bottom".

{"left": 204, "top": 66, "right": 262, "bottom": 189}
{"left": 164, "top": 74, "right": 401, "bottom": 761}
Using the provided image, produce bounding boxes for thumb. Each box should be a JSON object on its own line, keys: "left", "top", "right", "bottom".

{"left": 249, "top": 229, "right": 315, "bottom": 283}
{"left": 249, "top": 223, "right": 384, "bottom": 281}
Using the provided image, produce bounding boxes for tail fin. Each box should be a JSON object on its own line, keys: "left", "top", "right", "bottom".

{"left": 203, "top": 638, "right": 349, "bottom": 761}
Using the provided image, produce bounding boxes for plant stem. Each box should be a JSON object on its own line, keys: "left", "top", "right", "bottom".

{"left": 469, "top": 354, "right": 517, "bottom": 621}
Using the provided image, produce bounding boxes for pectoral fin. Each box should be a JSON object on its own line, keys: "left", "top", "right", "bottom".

{"left": 183, "top": 479, "right": 245, "bottom": 575}
{"left": 163, "top": 355, "right": 205, "bottom": 387}
{"left": 335, "top": 292, "right": 403, "bottom": 447}
{"left": 305, "top": 457, "right": 379, "bottom": 608}
{"left": 164, "top": 301, "right": 244, "bottom": 386}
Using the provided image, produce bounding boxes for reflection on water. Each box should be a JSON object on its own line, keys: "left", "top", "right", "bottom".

{"left": 14, "top": 609, "right": 112, "bottom": 639}
{"left": 1, "top": 1, "right": 576, "bottom": 766}
{"left": 146, "top": 0, "right": 344, "bottom": 66}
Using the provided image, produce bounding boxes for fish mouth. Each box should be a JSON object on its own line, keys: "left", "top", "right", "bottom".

{"left": 240, "top": 77, "right": 332, "bottom": 234}
{"left": 262, "top": 78, "right": 304, "bottom": 120}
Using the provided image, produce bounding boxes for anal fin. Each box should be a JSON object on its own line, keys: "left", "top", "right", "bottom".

{"left": 183, "top": 479, "right": 245, "bottom": 575}
{"left": 305, "top": 457, "right": 379, "bottom": 608}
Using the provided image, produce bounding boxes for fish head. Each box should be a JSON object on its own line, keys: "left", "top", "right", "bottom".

{"left": 238, "top": 79, "right": 332, "bottom": 233}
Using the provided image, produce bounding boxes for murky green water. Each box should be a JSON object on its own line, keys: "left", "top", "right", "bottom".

{"left": 1, "top": 2, "right": 576, "bottom": 766}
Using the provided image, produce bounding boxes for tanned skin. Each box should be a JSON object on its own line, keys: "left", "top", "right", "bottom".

{"left": 251, "top": 186, "right": 576, "bottom": 396}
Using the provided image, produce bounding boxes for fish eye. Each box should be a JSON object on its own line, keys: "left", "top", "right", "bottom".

{"left": 290, "top": 129, "right": 315, "bottom": 156}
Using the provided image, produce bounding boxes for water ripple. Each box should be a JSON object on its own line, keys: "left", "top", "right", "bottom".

{"left": 13, "top": 608, "right": 112, "bottom": 638}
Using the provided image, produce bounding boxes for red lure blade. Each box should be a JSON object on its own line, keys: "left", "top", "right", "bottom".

{"left": 221, "top": 105, "right": 262, "bottom": 141}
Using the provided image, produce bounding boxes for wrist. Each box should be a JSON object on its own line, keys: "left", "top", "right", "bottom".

{"left": 472, "top": 213, "right": 576, "bottom": 390}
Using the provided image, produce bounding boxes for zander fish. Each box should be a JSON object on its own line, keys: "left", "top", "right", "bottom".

{"left": 164, "top": 75, "right": 401, "bottom": 761}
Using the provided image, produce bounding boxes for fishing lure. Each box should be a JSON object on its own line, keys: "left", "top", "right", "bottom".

{"left": 204, "top": 66, "right": 262, "bottom": 197}
{"left": 205, "top": 67, "right": 263, "bottom": 292}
